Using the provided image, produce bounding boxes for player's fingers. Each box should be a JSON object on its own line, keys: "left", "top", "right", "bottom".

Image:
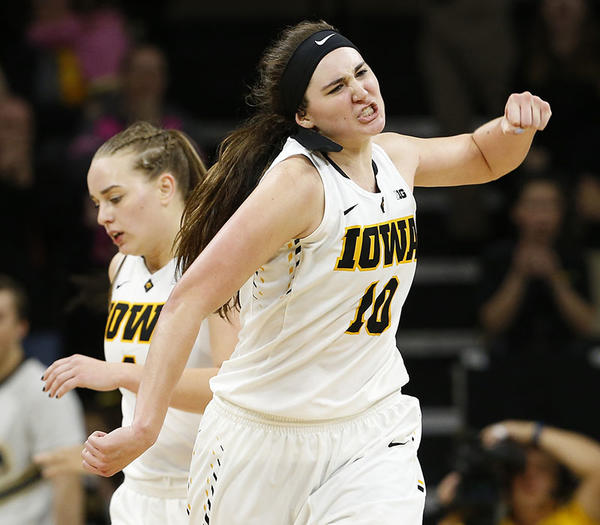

{"left": 41, "top": 357, "right": 69, "bottom": 380}
{"left": 41, "top": 362, "right": 63, "bottom": 389}
{"left": 47, "top": 369, "right": 76, "bottom": 398}
{"left": 539, "top": 100, "right": 552, "bottom": 129}
{"left": 85, "top": 437, "right": 104, "bottom": 456}
{"left": 505, "top": 97, "right": 521, "bottom": 128}
{"left": 83, "top": 444, "right": 115, "bottom": 477}
{"left": 82, "top": 456, "right": 106, "bottom": 476}
{"left": 531, "top": 99, "right": 542, "bottom": 129}
{"left": 42, "top": 357, "right": 76, "bottom": 391}
{"left": 86, "top": 431, "right": 108, "bottom": 455}
{"left": 519, "top": 95, "right": 533, "bottom": 128}
{"left": 82, "top": 441, "right": 107, "bottom": 467}
{"left": 55, "top": 378, "right": 79, "bottom": 399}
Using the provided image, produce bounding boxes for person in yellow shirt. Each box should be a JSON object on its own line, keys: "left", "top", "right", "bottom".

{"left": 483, "top": 420, "right": 600, "bottom": 525}
{"left": 437, "top": 421, "right": 600, "bottom": 525}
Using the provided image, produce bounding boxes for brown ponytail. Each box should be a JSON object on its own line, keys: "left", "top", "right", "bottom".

{"left": 94, "top": 121, "right": 206, "bottom": 201}
{"left": 176, "top": 20, "right": 335, "bottom": 318}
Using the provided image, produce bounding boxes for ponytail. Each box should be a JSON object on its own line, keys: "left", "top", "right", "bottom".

{"left": 175, "top": 20, "right": 335, "bottom": 318}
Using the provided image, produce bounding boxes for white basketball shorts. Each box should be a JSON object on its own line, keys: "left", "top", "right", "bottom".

{"left": 187, "top": 391, "right": 425, "bottom": 524}
{"left": 109, "top": 476, "right": 189, "bottom": 525}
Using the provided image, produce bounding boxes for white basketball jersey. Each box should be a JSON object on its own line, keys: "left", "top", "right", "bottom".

{"left": 105, "top": 257, "right": 213, "bottom": 486}
{"left": 211, "top": 137, "right": 417, "bottom": 420}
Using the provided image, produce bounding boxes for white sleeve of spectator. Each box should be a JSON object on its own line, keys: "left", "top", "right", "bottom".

{"left": 26, "top": 360, "right": 86, "bottom": 454}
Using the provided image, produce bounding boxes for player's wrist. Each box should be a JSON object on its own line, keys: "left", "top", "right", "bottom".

{"left": 113, "top": 362, "right": 139, "bottom": 392}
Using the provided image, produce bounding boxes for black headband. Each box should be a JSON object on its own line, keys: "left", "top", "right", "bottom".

{"left": 280, "top": 30, "right": 359, "bottom": 152}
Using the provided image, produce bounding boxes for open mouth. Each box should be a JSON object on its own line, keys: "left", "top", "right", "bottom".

{"left": 109, "top": 231, "right": 124, "bottom": 244}
{"left": 357, "top": 103, "right": 378, "bottom": 121}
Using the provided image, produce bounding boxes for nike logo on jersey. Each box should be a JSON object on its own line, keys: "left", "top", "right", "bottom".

{"left": 315, "top": 34, "right": 335, "bottom": 46}
{"left": 343, "top": 203, "right": 358, "bottom": 215}
{"left": 115, "top": 281, "right": 129, "bottom": 290}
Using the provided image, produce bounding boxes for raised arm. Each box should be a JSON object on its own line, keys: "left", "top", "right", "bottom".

{"left": 375, "top": 92, "right": 551, "bottom": 188}
{"left": 81, "top": 156, "right": 325, "bottom": 476}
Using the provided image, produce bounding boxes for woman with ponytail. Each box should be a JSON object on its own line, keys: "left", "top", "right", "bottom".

{"left": 39, "top": 121, "right": 239, "bottom": 525}
{"left": 83, "top": 21, "right": 551, "bottom": 524}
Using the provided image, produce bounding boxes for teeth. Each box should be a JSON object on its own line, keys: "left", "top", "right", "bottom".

{"left": 361, "top": 106, "right": 374, "bottom": 117}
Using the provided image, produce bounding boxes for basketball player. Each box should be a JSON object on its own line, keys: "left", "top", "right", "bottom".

{"left": 81, "top": 21, "right": 551, "bottom": 524}
{"left": 0, "top": 275, "right": 85, "bottom": 525}
{"left": 40, "top": 122, "right": 239, "bottom": 524}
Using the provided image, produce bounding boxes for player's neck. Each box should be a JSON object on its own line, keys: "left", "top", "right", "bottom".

{"left": 142, "top": 214, "right": 181, "bottom": 274}
{"left": 0, "top": 345, "right": 24, "bottom": 382}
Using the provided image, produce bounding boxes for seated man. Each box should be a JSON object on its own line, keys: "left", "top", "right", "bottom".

{"left": 0, "top": 275, "right": 85, "bottom": 525}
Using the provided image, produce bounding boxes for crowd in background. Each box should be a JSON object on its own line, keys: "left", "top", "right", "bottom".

{"left": 0, "top": 0, "right": 599, "bottom": 523}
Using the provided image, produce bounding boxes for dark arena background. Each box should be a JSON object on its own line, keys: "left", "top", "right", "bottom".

{"left": 1, "top": 1, "right": 599, "bottom": 524}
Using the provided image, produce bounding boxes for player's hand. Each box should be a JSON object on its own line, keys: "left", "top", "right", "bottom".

{"left": 41, "top": 354, "right": 121, "bottom": 398}
{"left": 501, "top": 92, "right": 552, "bottom": 135}
{"left": 82, "top": 426, "right": 153, "bottom": 477}
{"left": 34, "top": 444, "right": 86, "bottom": 477}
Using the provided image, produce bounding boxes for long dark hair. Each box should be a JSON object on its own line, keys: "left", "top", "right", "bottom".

{"left": 176, "top": 20, "right": 334, "bottom": 317}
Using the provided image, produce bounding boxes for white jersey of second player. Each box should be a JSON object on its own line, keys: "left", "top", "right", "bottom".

{"left": 105, "top": 256, "right": 213, "bottom": 489}
{"left": 211, "top": 137, "right": 417, "bottom": 420}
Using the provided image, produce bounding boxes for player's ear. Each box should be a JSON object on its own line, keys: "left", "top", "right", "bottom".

{"left": 295, "top": 108, "right": 315, "bottom": 129}
{"left": 157, "top": 172, "right": 177, "bottom": 204}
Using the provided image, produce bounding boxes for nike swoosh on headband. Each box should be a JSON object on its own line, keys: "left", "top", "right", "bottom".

{"left": 315, "top": 34, "right": 335, "bottom": 46}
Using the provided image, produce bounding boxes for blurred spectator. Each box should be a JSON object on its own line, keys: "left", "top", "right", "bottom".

{"left": 0, "top": 95, "right": 39, "bottom": 291}
{"left": 418, "top": 0, "right": 517, "bottom": 246}
{"left": 0, "top": 95, "right": 34, "bottom": 189}
{"left": 27, "top": 0, "right": 130, "bottom": 103}
{"left": 24, "top": 0, "right": 131, "bottom": 149}
{"left": 0, "top": 95, "right": 72, "bottom": 350}
{"left": 418, "top": 0, "right": 516, "bottom": 135}
{"left": 437, "top": 420, "right": 600, "bottom": 525}
{"left": 0, "top": 275, "right": 85, "bottom": 525}
{"left": 69, "top": 43, "right": 191, "bottom": 163}
{"left": 479, "top": 174, "right": 595, "bottom": 355}
{"left": 574, "top": 170, "right": 600, "bottom": 337}
{"left": 516, "top": 0, "right": 600, "bottom": 172}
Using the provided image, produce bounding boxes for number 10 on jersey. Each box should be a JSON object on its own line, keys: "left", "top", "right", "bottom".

{"left": 346, "top": 276, "right": 399, "bottom": 335}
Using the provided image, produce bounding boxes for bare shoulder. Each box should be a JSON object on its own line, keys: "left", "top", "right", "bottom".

{"left": 262, "top": 154, "right": 323, "bottom": 202}
{"left": 108, "top": 252, "right": 126, "bottom": 283}
{"left": 265, "top": 154, "right": 320, "bottom": 182}
{"left": 374, "top": 132, "right": 419, "bottom": 159}
{"left": 259, "top": 154, "right": 324, "bottom": 239}
{"left": 373, "top": 133, "right": 420, "bottom": 187}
